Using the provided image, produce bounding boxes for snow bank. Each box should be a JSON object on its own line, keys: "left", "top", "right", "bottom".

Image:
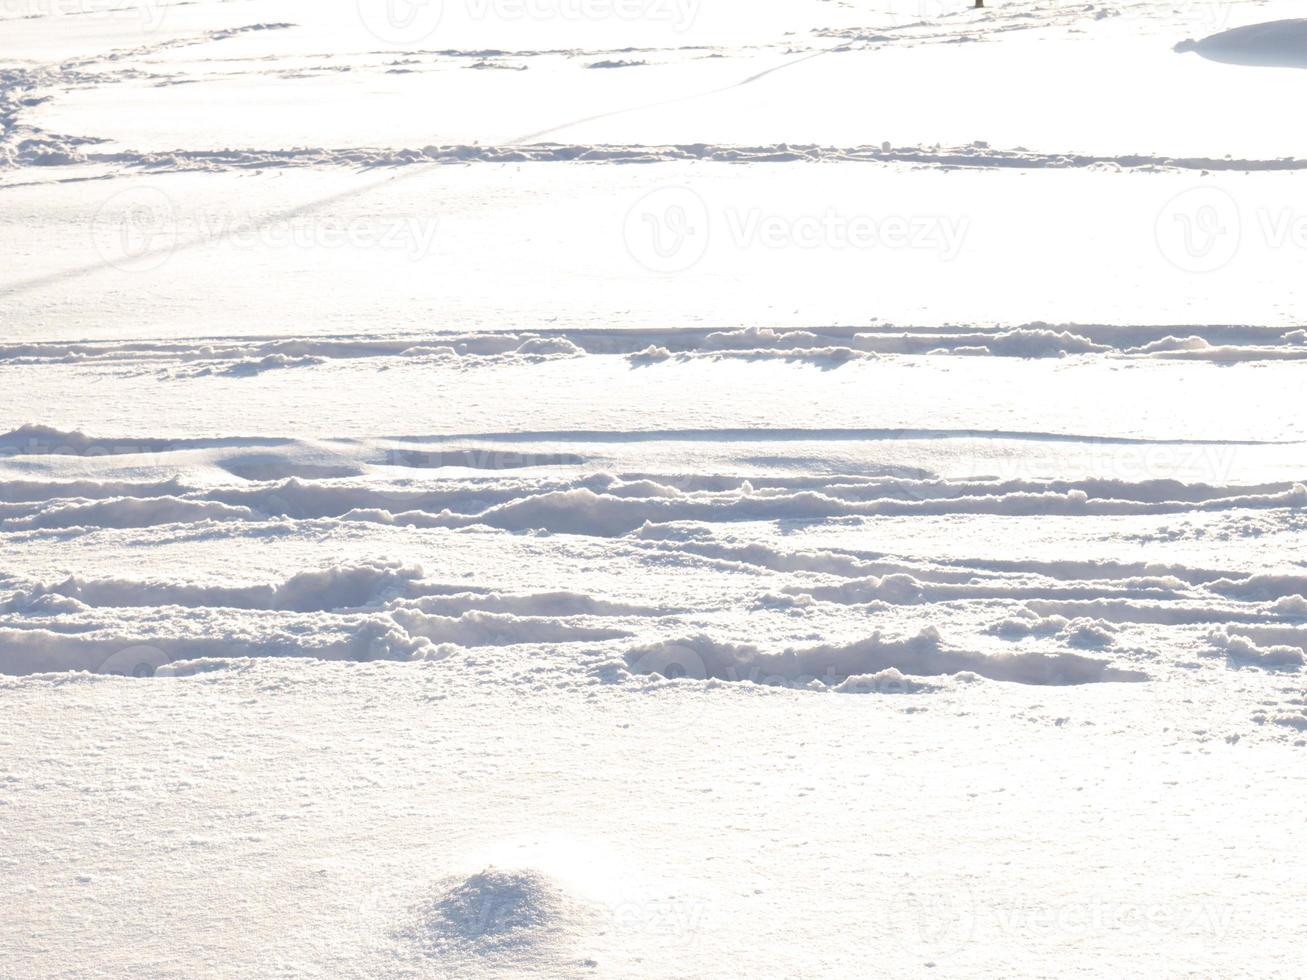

{"left": 0, "top": 575, "right": 653, "bottom": 623}
{"left": 1, "top": 495, "right": 255, "bottom": 530}
{"left": 7, "top": 325, "right": 1307, "bottom": 371}
{"left": 5, "top": 468, "right": 1304, "bottom": 537}
{"left": 789, "top": 572, "right": 1181, "bottom": 606}
{"left": 988, "top": 613, "right": 1118, "bottom": 649}
{"left": 0, "top": 424, "right": 178, "bottom": 457}
{"left": 398, "top": 590, "right": 665, "bottom": 618}
{"left": 0, "top": 477, "right": 185, "bottom": 503}
{"left": 945, "top": 328, "right": 1107, "bottom": 358}
{"left": 1269, "top": 595, "right": 1307, "bottom": 617}
{"left": 1210, "top": 630, "right": 1306, "bottom": 669}
{"left": 0, "top": 618, "right": 438, "bottom": 676}
{"left": 1209, "top": 573, "right": 1307, "bottom": 602}
{"left": 6, "top": 561, "right": 425, "bottom": 613}
{"left": 393, "top": 609, "right": 632, "bottom": 646}
{"left": 442, "top": 480, "right": 1307, "bottom": 536}
{"left": 0, "top": 557, "right": 667, "bottom": 674}
{"left": 62, "top": 141, "right": 1307, "bottom": 175}
{"left": 624, "top": 628, "right": 1146, "bottom": 687}
{"left": 1023, "top": 598, "right": 1274, "bottom": 627}
{"left": 0, "top": 602, "right": 637, "bottom": 676}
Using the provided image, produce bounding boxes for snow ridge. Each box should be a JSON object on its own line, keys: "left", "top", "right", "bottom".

{"left": 36, "top": 141, "right": 1307, "bottom": 174}
{"left": 623, "top": 628, "right": 1147, "bottom": 687}
{"left": 5, "top": 325, "right": 1306, "bottom": 372}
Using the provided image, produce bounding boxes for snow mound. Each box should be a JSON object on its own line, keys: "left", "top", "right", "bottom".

{"left": 1176, "top": 20, "right": 1307, "bottom": 69}
{"left": 1269, "top": 595, "right": 1307, "bottom": 618}
{"left": 401, "top": 868, "right": 585, "bottom": 969}
{"left": 989, "top": 613, "right": 1118, "bottom": 649}
{"left": 217, "top": 354, "right": 326, "bottom": 377}
{"left": 832, "top": 668, "right": 945, "bottom": 695}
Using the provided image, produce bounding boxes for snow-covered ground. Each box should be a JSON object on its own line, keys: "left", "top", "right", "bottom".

{"left": 3, "top": 2, "right": 1306, "bottom": 977}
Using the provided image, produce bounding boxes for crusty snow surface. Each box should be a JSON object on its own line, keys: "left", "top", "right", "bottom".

{"left": 2, "top": 2, "right": 1306, "bottom": 978}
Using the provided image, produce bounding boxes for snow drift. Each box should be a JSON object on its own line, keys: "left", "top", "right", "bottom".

{"left": 1176, "top": 20, "right": 1307, "bottom": 69}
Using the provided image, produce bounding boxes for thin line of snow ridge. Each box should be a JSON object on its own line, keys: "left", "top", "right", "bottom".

{"left": 40, "top": 142, "right": 1307, "bottom": 174}
{"left": 2, "top": 473, "right": 1306, "bottom": 533}
{"left": 3, "top": 326, "right": 1305, "bottom": 368}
